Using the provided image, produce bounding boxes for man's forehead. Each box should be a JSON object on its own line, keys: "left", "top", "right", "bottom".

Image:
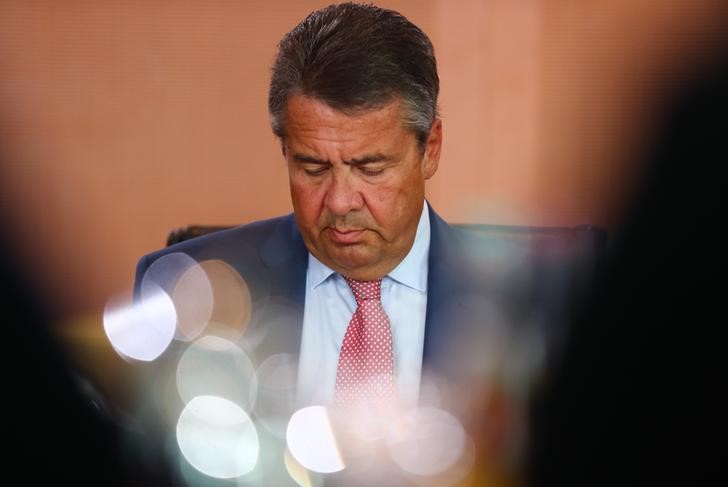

{"left": 284, "top": 94, "right": 403, "bottom": 128}
{"left": 282, "top": 95, "right": 416, "bottom": 155}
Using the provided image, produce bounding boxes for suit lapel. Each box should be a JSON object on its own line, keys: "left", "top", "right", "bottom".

{"left": 259, "top": 213, "right": 308, "bottom": 307}
{"left": 423, "top": 205, "right": 463, "bottom": 375}
{"left": 253, "top": 214, "right": 308, "bottom": 356}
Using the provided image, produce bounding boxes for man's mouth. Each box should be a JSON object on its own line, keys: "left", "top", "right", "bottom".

{"left": 327, "top": 227, "right": 365, "bottom": 244}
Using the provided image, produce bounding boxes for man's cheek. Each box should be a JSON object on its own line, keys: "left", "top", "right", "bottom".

{"left": 291, "top": 184, "right": 316, "bottom": 206}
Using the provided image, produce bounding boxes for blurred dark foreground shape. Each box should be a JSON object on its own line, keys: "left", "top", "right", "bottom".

{"left": 0, "top": 237, "right": 154, "bottom": 485}
{"left": 527, "top": 47, "right": 727, "bottom": 486}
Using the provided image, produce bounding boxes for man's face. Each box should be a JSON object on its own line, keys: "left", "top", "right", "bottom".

{"left": 283, "top": 94, "right": 442, "bottom": 280}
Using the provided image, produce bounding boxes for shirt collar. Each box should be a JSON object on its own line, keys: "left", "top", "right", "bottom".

{"left": 387, "top": 201, "right": 429, "bottom": 292}
{"left": 307, "top": 201, "right": 430, "bottom": 292}
{"left": 308, "top": 252, "right": 337, "bottom": 289}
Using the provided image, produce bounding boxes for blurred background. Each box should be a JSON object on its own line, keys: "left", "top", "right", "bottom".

{"left": 0, "top": 0, "right": 726, "bottom": 484}
{"left": 1, "top": 0, "right": 726, "bottom": 320}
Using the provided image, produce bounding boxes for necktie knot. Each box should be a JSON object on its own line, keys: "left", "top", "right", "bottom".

{"left": 343, "top": 277, "right": 382, "bottom": 304}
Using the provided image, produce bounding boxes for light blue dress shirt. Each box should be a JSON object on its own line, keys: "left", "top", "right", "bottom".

{"left": 296, "top": 201, "right": 430, "bottom": 408}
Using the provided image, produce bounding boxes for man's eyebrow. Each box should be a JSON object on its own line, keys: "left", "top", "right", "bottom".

{"left": 344, "top": 154, "right": 389, "bottom": 165}
{"left": 291, "top": 153, "right": 390, "bottom": 165}
{"left": 292, "top": 153, "right": 329, "bottom": 164}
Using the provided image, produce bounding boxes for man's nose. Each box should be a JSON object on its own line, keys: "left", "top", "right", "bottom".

{"left": 324, "top": 171, "right": 364, "bottom": 216}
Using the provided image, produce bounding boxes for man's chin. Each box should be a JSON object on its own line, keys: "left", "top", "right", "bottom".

{"left": 321, "top": 248, "right": 381, "bottom": 277}
{"left": 330, "top": 253, "right": 374, "bottom": 272}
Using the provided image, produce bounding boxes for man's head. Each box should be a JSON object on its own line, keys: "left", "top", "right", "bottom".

{"left": 269, "top": 2, "right": 442, "bottom": 280}
{"left": 269, "top": 2, "right": 439, "bottom": 148}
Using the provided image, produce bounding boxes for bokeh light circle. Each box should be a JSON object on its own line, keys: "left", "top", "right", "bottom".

{"left": 386, "top": 407, "right": 467, "bottom": 477}
{"left": 197, "top": 259, "right": 252, "bottom": 343}
{"left": 140, "top": 252, "right": 198, "bottom": 300}
{"left": 286, "top": 406, "right": 345, "bottom": 474}
{"left": 176, "top": 395, "right": 259, "bottom": 479}
{"left": 140, "top": 252, "right": 213, "bottom": 342}
{"left": 284, "top": 447, "right": 314, "bottom": 487}
{"left": 252, "top": 353, "right": 299, "bottom": 437}
{"left": 176, "top": 335, "right": 257, "bottom": 411}
{"left": 171, "top": 263, "right": 213, "bottom": 342}
{"left": 103, "top": 285, "right": 176, "bottom": 361}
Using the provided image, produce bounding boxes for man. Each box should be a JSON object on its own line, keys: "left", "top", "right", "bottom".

{"left": 133, "top": 4, "right": 595, "bottom": 483}
{"left": 136, "top": 2, "right": 503, "bottom": 409}
{"left": 135, "top": 16, "right": 582, "bottom": 478}
{"left": 269, "top": 1, "right": 442, "bottom": 408}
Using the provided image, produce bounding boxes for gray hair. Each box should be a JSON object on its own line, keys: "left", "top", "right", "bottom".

{"left": 268, "top": 2, "right": 439, "bottom": 148}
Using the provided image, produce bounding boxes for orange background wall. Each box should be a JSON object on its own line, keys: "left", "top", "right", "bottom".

{"left": 1, "top": 0, "right": 726, "bottom": 319}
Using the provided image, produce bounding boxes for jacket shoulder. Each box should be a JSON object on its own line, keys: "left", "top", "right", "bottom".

{"left": 134, "top": 214, "right": 297, "bottom": 298}
{"left": 143, "top": 214, "right": 291, "bottom": 258}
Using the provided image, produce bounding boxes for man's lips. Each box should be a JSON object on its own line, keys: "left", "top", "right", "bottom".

{"left": 327, "top": 227, "right": 365, "bottom": 244}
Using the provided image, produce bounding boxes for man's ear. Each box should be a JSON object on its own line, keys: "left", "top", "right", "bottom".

{"left": 422, "top": 118, "right": 442, "bottom": 180}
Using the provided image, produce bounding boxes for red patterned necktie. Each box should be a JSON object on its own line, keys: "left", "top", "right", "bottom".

{"left": 335, "top": 277, "right": 395, "bottom": 406}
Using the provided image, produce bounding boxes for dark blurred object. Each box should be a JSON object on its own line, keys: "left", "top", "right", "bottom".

{"left": 528, "top": 48, "right": 727, "bottom": 485}
{"left": 0, "top": 239, "right": 132, "bottom": 485}
{"left": 166, "top": 225, "right": 234, "bottom": 246}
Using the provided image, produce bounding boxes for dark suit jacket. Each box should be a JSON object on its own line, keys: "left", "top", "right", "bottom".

{"left": 133, "top": 204, "right": 596, "bottom": 483}
{"left": 134, "top": 205, "right": 550, "bottom": 397}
